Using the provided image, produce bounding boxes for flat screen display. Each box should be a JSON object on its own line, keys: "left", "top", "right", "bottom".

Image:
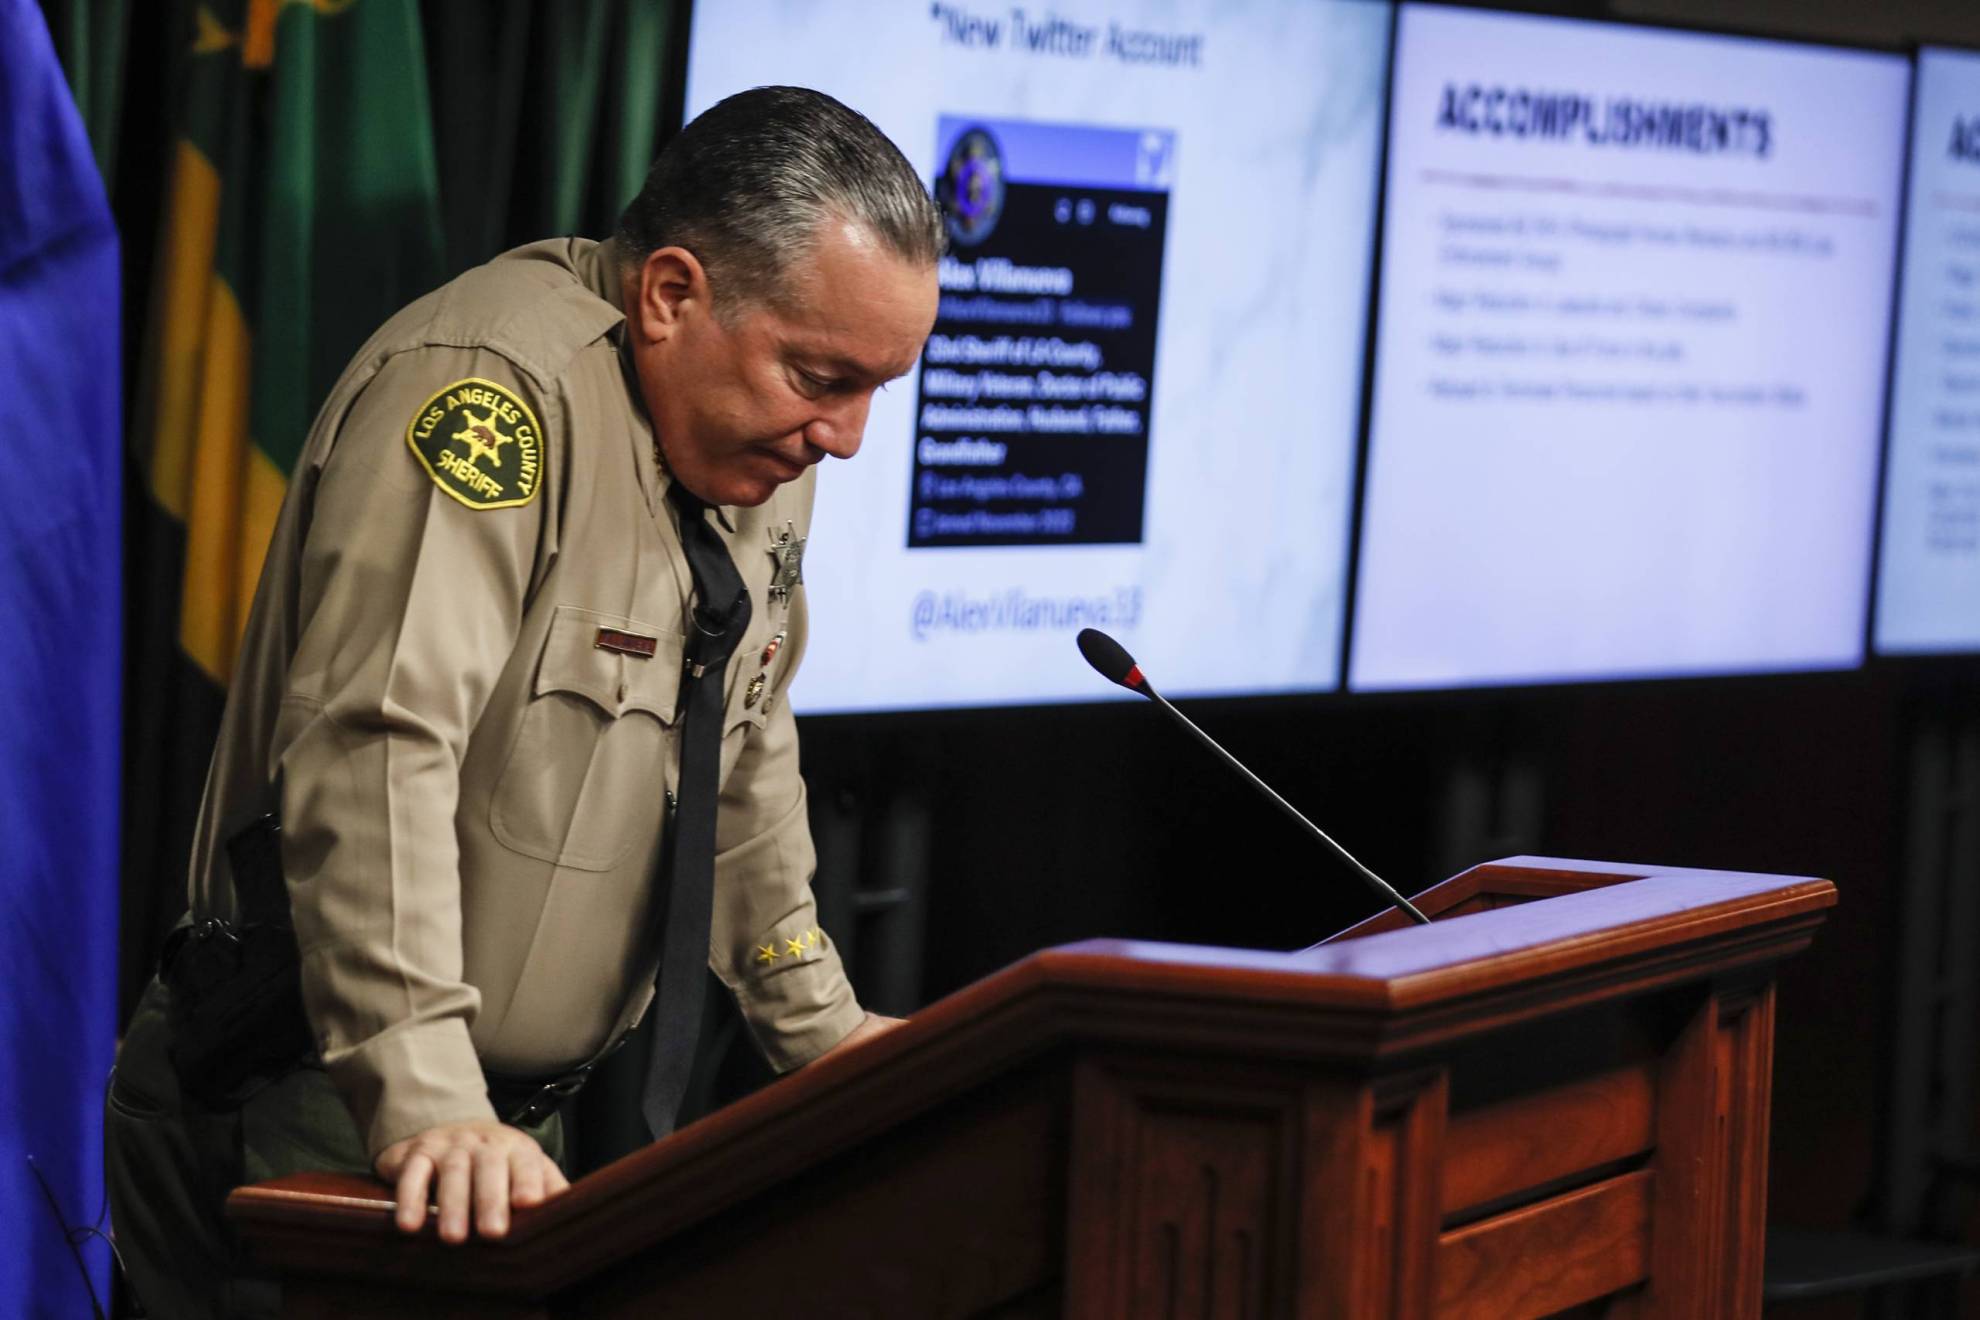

{"left": 1875, "top": 46, "right": 1980, "bottom": 655}
{"left": 685, "top": 0, "right": 1391, "bottom": 711}
{"left": 1350, "top": 3, "right": 1909, "bottom": 691}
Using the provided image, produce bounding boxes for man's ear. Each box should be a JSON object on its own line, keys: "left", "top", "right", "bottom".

{"left": 633, "top": 246, "right": 707, "bottom": 343}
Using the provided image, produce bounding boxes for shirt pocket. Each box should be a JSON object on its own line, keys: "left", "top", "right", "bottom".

{"left": 491, "top": 604, "right": 684, "bottom": 871}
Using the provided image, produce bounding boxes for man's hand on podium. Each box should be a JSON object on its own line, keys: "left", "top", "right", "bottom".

{"left": 374, "top": 1118, "right": 571, "bottom": 1244}
{"left": 370, "top": 1016, "right": 901, "bottom": 1244}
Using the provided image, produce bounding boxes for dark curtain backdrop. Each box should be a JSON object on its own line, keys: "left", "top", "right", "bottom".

{"left": 38, "top": 0, "right": 685, "bottom": 1024}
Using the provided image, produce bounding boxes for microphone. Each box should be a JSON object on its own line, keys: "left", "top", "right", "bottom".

{"left": 1076, "top": 628, "right": 1431, "bottom": 927}
{"left": 1075, "top": 627, "right": 1145, "bottom": 692}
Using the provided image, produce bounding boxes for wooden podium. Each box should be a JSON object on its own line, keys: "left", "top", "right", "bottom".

{"left": 230, "top": 857, "right": 1835, "bottom": 1318}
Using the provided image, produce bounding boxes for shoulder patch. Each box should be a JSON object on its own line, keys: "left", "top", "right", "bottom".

{"left": 404, "top": 377, "right": 544, "bottom": 510}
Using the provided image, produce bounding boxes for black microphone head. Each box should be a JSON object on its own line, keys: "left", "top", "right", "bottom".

{"left": 1077, "top": 628, "right": 1148, "bottom": 693}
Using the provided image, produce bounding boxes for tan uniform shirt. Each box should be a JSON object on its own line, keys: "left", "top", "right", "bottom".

{"left": 185, "top": 238, "right": 864, "bottom": 1159}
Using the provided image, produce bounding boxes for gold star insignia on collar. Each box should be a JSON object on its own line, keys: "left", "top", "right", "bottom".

{"left": 756, "top": 944, "right": 779, "bottom": 964}
{"left": 785, "top": 936, "right": 807, "bottom": 957}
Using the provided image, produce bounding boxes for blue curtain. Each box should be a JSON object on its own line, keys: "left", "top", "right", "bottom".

{"left": 0, "top": 0, "right": 122, "bottom": 1313}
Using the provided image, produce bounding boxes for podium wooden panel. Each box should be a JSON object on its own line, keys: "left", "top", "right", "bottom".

{"left": 230, "top": 857, "right": 1835, "bottom": 1318}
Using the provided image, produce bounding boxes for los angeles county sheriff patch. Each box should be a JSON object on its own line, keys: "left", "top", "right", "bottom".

{"left": 405, "top": 377, "right": 543, "bottom": 510}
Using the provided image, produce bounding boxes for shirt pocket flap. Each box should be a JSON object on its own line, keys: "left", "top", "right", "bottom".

{"left": 535, "top": 604, "right": 685, "bottom": 725}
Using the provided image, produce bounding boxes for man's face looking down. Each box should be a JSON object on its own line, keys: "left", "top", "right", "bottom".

{"left": 626, "top": 217, "right": 940, "bottom": 508}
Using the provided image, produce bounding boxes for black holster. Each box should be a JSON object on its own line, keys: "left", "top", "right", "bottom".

{"left": 159, "top": 815, "right": 314, "bottom": 1109}
{"left": 157, "top": 813, "right": 600, "bottom": 1124}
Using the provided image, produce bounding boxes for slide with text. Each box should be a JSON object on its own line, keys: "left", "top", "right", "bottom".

{"left": 1876, "top": 47, "right": 1980, "bottom": 654}
{"left": 1350, "top": 3, "right": 1910, "bottom": 690}
{"left": 688, "top": 0, "right": 1389, "bottom": 711}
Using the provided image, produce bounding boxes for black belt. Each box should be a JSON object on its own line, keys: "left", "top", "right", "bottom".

{"left": 484, "top": 1032, "right": 629, "bottom": 1127}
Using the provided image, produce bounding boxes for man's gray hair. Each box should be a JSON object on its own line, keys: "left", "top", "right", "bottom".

{"left": 617, "top": 86, "right": 944, "bottom": 315}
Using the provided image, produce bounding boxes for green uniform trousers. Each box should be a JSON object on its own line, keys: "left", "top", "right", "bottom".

{"left": 105, "top": 977, "right": 564, "bottom": 1320}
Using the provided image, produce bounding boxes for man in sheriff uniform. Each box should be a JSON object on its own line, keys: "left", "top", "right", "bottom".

{"left": 106, "top": 86, "right": 942, "bottom": 1318}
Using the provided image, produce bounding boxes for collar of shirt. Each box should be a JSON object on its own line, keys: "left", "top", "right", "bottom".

{"left": 581, "top": 236, "right": 737, "bottom": 533}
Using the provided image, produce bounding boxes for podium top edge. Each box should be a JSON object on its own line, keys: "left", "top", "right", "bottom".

{"left": 1034, "top": 866, "right": 1834, "bottom": 989}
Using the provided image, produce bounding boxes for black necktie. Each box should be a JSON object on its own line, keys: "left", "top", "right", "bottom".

{"left": 642, "top": 481, "right": 752, "bottom": 1138}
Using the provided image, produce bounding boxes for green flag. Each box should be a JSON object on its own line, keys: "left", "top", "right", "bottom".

{"left": 123, "top": 0, "right": 444, "bottom": 998}
{"left": 139, "top": 0, "right": 443, "bottom": 683}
